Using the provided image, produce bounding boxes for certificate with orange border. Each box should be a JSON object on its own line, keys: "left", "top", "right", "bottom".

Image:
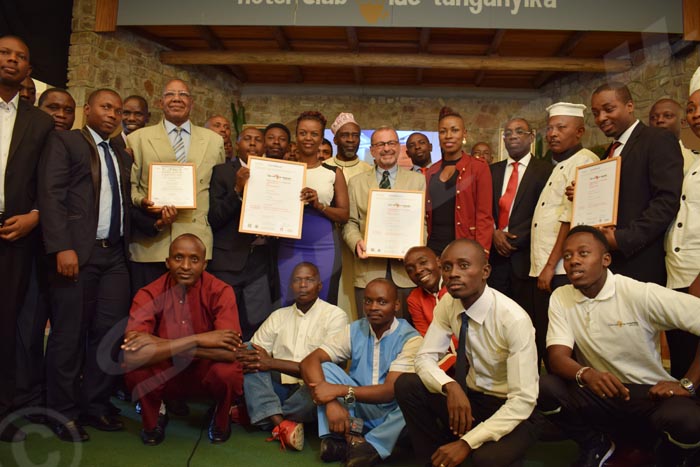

{"left": 572, "top": 157, "right": 621, "bottom": 228}
{"left": 364, "top": 189, "right": 425, "bottom": 259}
{"left": 239, "top": 156, "right": 306, "bottom": 239}
{"left": 148, "top": 163, "right": 197, "bottom": 209}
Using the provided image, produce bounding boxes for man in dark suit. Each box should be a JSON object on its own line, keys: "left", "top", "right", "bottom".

{"left": 38, "top": 89, "right": 132, "bottom": 442}
{"left": 0, "top": 35, "right": 54, "bottom": 442}
{"left": 589, "top": 82, "right": 683, "bottom": 285}
{"left": 489, "top": 118, "right": 552, "bottom": 316}
{"left": 208, "top": 127, "right": 274, "bottom": 341}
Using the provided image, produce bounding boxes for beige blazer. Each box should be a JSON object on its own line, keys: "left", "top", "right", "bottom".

{"left": 128, "top": 121, "right": 225, "bottom": 262}
{"left": 342, "top": 167, "right": 427, "bottom": 288}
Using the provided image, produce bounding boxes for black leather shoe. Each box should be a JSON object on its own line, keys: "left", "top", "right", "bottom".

{"left": 83, "top": 415, "right": 124, "bottom": 432}
{"left": 141, "top": 413, "right": 168, "bottom": 446}
{"left": 207, "top": 409, "right": 231, "bottom": 444}
{"left": 0, "top": 422, "right": 27, "bottom": 442}
{"left": 52, "top": 420, "right": 89, "bottom": 442}
{"left": 344, "top": 441, "right": 381, "bottom": 467}
{"left": 320, "top": 437, "right": 348, "bottom": 462}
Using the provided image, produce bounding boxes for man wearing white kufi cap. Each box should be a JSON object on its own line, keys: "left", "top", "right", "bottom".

{"left": 529, "top": 102, "right": 598, "bottom": 369}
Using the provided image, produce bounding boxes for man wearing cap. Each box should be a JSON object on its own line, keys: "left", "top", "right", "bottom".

{"left": 529, "top": 102, "right": 598, "bottom": 369}
{"left": 648, "top": 98, "right": 697, "bottom": 176}
{"left": 264, "top": 123, "right": 291, "bottom": 160}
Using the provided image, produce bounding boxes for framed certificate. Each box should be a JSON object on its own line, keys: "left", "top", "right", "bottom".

{"left": 239, "top": 156, "right": 306, "bottom": 239}
{"left": 364, "top": 189, "right": 425, "bottom": 259}
{"left": 148, "top": 163, "right": 197, "bottom": 209}
{"left": 571, "top": 157, "right": 621, "bottom": 228}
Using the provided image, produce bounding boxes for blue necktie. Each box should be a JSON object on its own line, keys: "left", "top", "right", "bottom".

{"left": 455, "top": 313, "right": 469, "bottom": 393}
{"left": 98, "top": 142, "right": 121, "bottom": 244}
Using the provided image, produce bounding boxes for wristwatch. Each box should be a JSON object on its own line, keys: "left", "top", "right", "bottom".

{"left": 680, "top": 378, "right": 696, "bottom": 396}
{"left": 344, "top": 386, "right": 356, "bottom": 406}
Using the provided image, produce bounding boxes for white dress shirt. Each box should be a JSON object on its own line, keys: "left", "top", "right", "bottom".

{"left": 251, "top": 298, "right": 348, "bottom": 384}
{"left": 87, "top": 126, "right": 124, "bottom": 239}
{"left": 415, "top": 286, "right": 538, "bottom": 450}
{"left": 610, "top": 119, "right": 640, "bottom": 157}
{"left": 547, "top": 270, "right": 700, "bottom": 384}
{"left": 0, "top": 93, "right": 19, "bottom": 211}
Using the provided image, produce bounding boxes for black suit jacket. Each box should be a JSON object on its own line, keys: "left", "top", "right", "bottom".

{"left": 610, "top": 122, "right": 682, "bottom": 284}
{"left": 490, "top": 156, "right": 553, "bottom": 279}
{"left": 3, "top": 100, "right": 54, "bottom": 247}
{"left": 38, "top": 128, "right": 132, "bottom": 265}
{"left": 208, "top": 159, "right": 261, "bottom": 272}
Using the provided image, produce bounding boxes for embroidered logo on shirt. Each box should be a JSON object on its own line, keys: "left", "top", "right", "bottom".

{"left": 607, "top": 321, "right": 639, "bottom": 328}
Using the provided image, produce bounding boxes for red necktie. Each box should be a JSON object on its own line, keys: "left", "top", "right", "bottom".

{"left": 605, "top": 141, "right": 622, "bottom": 159}
{"left": 498, "top": 162, "right": 519, "bottom": 230}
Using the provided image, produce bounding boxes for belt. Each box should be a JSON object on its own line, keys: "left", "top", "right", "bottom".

{"left": 95, "top": 238, "right": 122, "bottom": 248}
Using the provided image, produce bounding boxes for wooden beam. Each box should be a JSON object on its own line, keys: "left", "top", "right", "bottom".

{"left": 195, "top": 26, "right": 248, "bottom": 83}
{"left": 475, "top": 29, "right": 506, "bottom": 86}
{"left": 533, "top": 31, "right": 587, "bottom": 88}
{"left": 161, "top": 50, "right": 631, "bottom": 73}
{"left": 419, "top": 28, "right": 431, "bottom": 53}
{"left": 272, "top": 27, "right": 304, "bottom": 83}
{"left": 353, "top": 67, "right": 363, "bottom": 85}
{"left": 346, "top": 27, "right": 359, "bottom": 52}
{"left": 684, "top": 0, "right": 700, "bottom": 41}
{"left": 95, "top": 0, "right": 118, "bottom": 32}
{"left": 416, "top": 68, "right": 423, "bottom": 85}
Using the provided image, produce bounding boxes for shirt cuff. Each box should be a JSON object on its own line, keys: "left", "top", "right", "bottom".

{"left": 462, "top": 423, "right": 490, "bottom": 450}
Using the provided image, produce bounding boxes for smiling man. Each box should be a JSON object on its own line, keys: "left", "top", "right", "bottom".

{"left": 396, "top": 238, "right": 541, "bottom": 467}
{"left": 301, "top": 278, "right": 422, "bottom": 467}
{"left": 263, "top": 123, "right": 291, "bottom": 160}
{"left": 404, "top": 246, "right": 447, "bottom": 337}
{"left": 539, "top": 225, "right": 700, "bottom": 467}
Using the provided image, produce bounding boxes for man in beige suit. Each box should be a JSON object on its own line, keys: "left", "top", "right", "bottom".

{"left": 128, "top": 79, "right": 225, "bottom": 292}
{"left": 343, "top": 127, "right": 426, "bottom": 319}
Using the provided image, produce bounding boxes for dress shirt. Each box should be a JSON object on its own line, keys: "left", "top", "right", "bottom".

{"left": 412, "top": 164, "right": 431, "bottom": 173}
{"left": 164, "top": 119, "right": 191, "bottom": 160}
{"left": 0, "top": 93, "right": 19, "bottom": 211}
{"left": 251, "top": 298, "right": 348, "bottom": 384}
{"left": 415, "top": 286, "right": 538, "bottom": 450}
{"left": 611, "top": 119, "right": 640, "bottom": 157}
{"left": 87, "top": 126, "right": 124, "bottom": 239}
{"left": 321, "top": 318, "right": 423, "bottom": 384}
{"left": 374, "top": 164, "right": 399, "bottom": 188}
{"left": 499, "top": 153, "right": 531, "bottom": 197}
{"left": 530, "top": 146, "right": 598, "bottom": 277}
{"left": 547, "top": 270, "right": 700, "bottom": 385}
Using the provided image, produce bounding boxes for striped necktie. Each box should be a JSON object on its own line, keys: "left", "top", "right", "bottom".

{"left": 173, "top": 127, "right": 186, "bottom": 163}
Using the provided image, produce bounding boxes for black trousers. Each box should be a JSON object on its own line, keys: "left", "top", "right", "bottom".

{"left": 395, "top": 373, "right": 542, "bottom": 467}
{"left": 0, "top": 238, "right": 35, "bottom": 419}
{"left": 538, "top": 374, "right": 700, "bottom": 448}
{"left": 531, "top": 274, "right": 569, "bottom": 371}
{"left": 46, "top": 242, "right": 131, "bottom": 420}
{"left": 668, "top": 287, "right": 700, "bottom": 380}
{"left": 488, "top": 261, "right": 534, "bottom": 320}
{"left": 129, "top": 260, "right": 167, "bottom": 298}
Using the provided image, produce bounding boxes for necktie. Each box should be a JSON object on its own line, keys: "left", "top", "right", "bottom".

{"left": 605, "top": 141, "right": 622, "bottom": 159}
{"left": 454, "top": 313, "right": 470, "bottom": 393}
{"left": 98, "top": 142, "right": 121, "bottom": 244}
{"left": 379, "top": 170, "right": 391, "bottom": 189}
{"left": 497, "top": 161, "right": 519, "bottom": 230}
{"left": 173, "top": 127, "right": 186, "bottom": 163}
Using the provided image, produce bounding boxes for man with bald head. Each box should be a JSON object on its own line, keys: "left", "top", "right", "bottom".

{"left": 205, "top": 115, "right": 234, "bottom": 160}
{"left": 406, "top": 132, "right": 434, "bottom": 173}
{"left": 649, "top": 98, "right": 697, "bottom": 175}
{"left": 38, "top": 88, "right": 76, "bottom": 131}
{"left": 128, "top": 79, "right": 225, "bottom": 293}
{"left": 0, "top": 35, "right": 54, "bottom": 442}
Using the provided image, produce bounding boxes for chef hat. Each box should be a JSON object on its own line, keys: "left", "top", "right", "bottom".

{"left": 546, "top": 102, "right": 586, "bottom": 118}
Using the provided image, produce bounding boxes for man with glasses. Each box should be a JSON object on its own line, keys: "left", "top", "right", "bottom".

{"left": 342, "top": 127, "right": 426, "bottom": 319}
{"left": 489, "top": 118, "right": 552, "bottom": 319}
{"left": 128, "top": 79, "right": 225, "bottom": 292}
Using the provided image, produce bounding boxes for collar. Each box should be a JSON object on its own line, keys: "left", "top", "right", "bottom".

{"left": 413, "top": 163, "right": 431, "bottom": 171}
{"left": 551, "top": 144, "right": 583, "bottom": 164}
{"left": 333, "top": 156, "right": 361, "bottom": 168}
{"left": 573, "top": 269, "right": 616, "bottom": 303}
{"left": 375, "top": 163, "right": 398, "bottom": 176}
{"left": 369, "top": 317, "right": 399, "bottom": 341}
{"left": 507, "top": 153, "right": 532, "bottom": 168}
{"left": 0, "top": 92, "right": 19, "bottom": 110}
{"left": 86, "top": 125, "right": 109, "bottom": 146}
{"left": 164, "top": 119, "right": 191, "bottom": 134}
{"left": 166, "top": 273, "right": 203, "bottom": 294}
{"left": 239, "top": 157, "right": 248, "bottom": 168}
{"left": 462, "top": 285, "right": 494, "bottom": 325}
{"left": 616, "top": 119, "right": 640, "bottom": 145}
{"left": 292, "top": 298, "right": 319, "bottom": 316}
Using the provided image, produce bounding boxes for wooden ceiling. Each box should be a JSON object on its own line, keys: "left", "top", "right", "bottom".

{"left": 126, "top": 25, "right": 682, "bottom": 89}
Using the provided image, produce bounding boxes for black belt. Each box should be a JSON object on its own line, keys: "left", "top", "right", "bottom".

{"left": 95, "top": 238, "right": 122, "bottom": 248}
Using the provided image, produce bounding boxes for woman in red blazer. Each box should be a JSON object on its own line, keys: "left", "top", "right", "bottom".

{"left": 425, "top": 107, "right": 494, "bottom": 255}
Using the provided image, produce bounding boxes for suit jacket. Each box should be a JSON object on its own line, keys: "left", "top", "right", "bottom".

{"left": 128, "top": 121, "right": 225, "bottom": 262}
{"left": 490, "top": 155, "right": 552, "bottom": 279}
{"left": 208, "top": 159, "right": 268, "bottom": 272}
{"left": 610, "top": 122, "right": 682, "bottom": 284}
{"left": 342, "top": 167, "right": 426, "bottom": 288}
{"left": 38, "top": 128, "right": 132, "bottom": 265}
{"left": 2, "top": 99, "right": 54, "bottom": 248}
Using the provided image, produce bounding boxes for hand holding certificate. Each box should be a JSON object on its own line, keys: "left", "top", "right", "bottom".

{"left": 148, "top": 163, "right": 197, "bottom": 209}
{"left": 239, "top": 156, "right": 306, "bottom": 239}
{"left": 364, "top": 189, "right": 425, "bottom": 259}
{"left": 571, "top": 157, "right": 621, "bottom": 227}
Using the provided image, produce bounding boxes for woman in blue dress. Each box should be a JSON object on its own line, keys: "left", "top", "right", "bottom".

{"left": 277, "top": 111, "right": 349, "bottom": 305}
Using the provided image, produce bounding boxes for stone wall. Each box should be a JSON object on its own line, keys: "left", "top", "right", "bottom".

{"left": 67, "top": 0, "right": 239, "bottom": 127}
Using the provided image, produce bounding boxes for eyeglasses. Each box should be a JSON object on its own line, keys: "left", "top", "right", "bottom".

{"left": 503, "top": 129, "right": 532, "bottom": 138}
{"left": 163, "top": 91, "right": 191, "bottom": 99}
{"left": 371, "top": 140, "right": 400, "bottom": 149}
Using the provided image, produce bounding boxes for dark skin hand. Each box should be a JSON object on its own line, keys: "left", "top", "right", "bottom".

{"left": 580, "top": 367, "right": 630, "bottom": 400}
{"left": 689, "top": 274, "right": 700, "bottom": 297}
{"left": 648, "top": 381, "right": 692, "bottom": 400}
{"left": 235, "top": 167, "right": 250, "bottom": 194}
{"left": 237, "top": 344, "right": 302, "bottom": 376}
{"left": 325, "top": 400, "right": 350, "bottom": 435}
{"left": 155, "top": 205, "right": 178, "bottom": 229}
{"left": 492, "top": 229, "right": 517, "bottom": 257}
{"left": 431, "top": 439, "right": 471, "bottom": 467}
{"left": 0, "top": 211, "right": 39, "bottom": 241}
{"left": 56, "top": 249, "right": 79, "bottom": 280}
{"left": 444, "top": 381, "right": 473, "bottom": 436}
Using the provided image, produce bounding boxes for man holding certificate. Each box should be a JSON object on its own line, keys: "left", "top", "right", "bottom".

{"left": 342, "top": 127, "right": 426, "bottom": 319}
{"left": 128, "top": 79, "right": 225, "bottom": 293}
